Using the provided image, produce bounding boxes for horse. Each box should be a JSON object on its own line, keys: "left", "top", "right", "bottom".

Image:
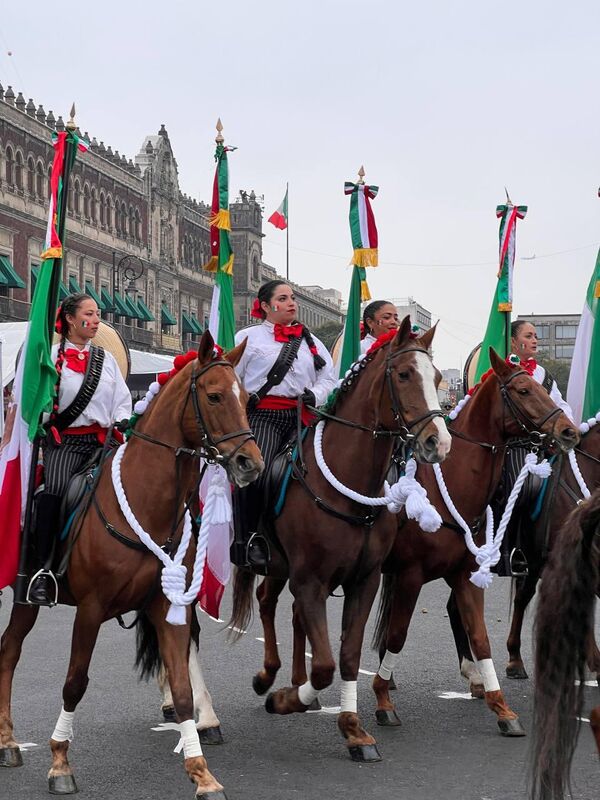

{"left": 369, "top": 350, "right": 579, "bottom": 737}
{"left": 446, "top": 421, "right": 600, "bottom": 690}
{"left": 231, "top": 316, "right": 452, "bottom": 762}
{"left": 0, "top": 330, "right": 264, "bottom": 799}
{"left": 530, "top": 486, "right": 600, "bottom": 800}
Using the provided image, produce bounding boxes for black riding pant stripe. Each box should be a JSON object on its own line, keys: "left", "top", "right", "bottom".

{"left": 43, "top": 434, "right": 99, "bottom": 496}
{"left": 248, "top": 408, "right": 296, "bottom": 490}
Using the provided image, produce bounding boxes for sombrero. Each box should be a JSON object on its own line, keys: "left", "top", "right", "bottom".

{"left": 463, "top": 342, "right": 481, "bottom": 394}
{"left": 53, "top": 320, "right": 130, "bottom": 380}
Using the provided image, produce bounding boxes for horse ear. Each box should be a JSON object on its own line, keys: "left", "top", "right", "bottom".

{"left": 489, "top": 347, "right": 512, "bottom": 378}
{"left": 197, "top": 330, "right": 215, "bottom": 364}
{"left": 418, "top": 321, "right": 437, "bottom": 351}
{"left": 392, "top": 316, "right": 412, "bottom": 347}
{"left": 225, "top": 337, "right": 247, "bottom": 367}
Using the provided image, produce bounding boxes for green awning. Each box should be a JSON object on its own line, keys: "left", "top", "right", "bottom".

{"left": 100, "top": 287, "right": 115, "bottom": 311}
{"left": 182, "top": 311, "right": 200, "bottom": 335}
{"left": 161, "top": 303, "right": 177, "bottom": 326}
{"left": 31, "top": 266, "right": 68, "bottom": 299}
{"left": 0, "top": 255, "right": 26, "bottom": 289}
{"left": 59, "top": 281, "right": 69, "bottom": 300}
{"left": 113, "top": 291, "right": 133, "bottom": 317}
{"left": 136, "top": 298, "right": 155, "bottom": 322}
{"left": 69, "top": 275, "right": 83, "bottom": 294}
{"left": 31, "top": 265, "right": 40, "bottom": 289}
{"left": 124, "top": 295, "right": 141, "bottom": 319}
{"left": 84, "top": 281, "right": 106, "bottom": 310}
{"left": 190, "top": 313, "right": 204, "bottom": 334}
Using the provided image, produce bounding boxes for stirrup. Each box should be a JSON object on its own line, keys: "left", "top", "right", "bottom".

{"left": 26, "top": 569, "right": 59, "bottom": 607}
{"left": 247, "top": 532, "right": 270, "bottom": 574}
{"left": 509, "top": 548, "right": 529, "bottom": 577}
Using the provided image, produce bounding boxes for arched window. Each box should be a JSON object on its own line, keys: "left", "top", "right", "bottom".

{"left": 106, "top": 196, "right": 112, "bottom": 229}
{"left": 252, "top": 253, "right": 259, "bottom": 281}
{"left": 36, "top": 160, "right": 44, "bottom": 199}
{"left": 15, "top": 151, "right": 23, "bottom": 190}
{"left": 90, "top": 187, "right": 97, "bottom": 222}
{"left": 99, "top": 191, "right": 105, "bottom": 226}
{"left": 121, "top": 202, "right": 128, "bottom": 236}
{"left": 68, "top": 183, "right": 73, "bottom": 213}
{"left": 114, "top": 198, "right": 121, "bottom": 233}
{"left": 5, "top": 146, "right": 14, "bottom": 187}
{"left": 135, "top": 208, "right": 141, "bottom": 241}
{"left": 83, "top": 184, "right": 90, "bottom": 219}
{"left": 128, "top": 205, "right": 134, "bottom": 239}
{"left": 27, "top": 156, "right": 35, "bottom": 195}
{"left": 73, "top": 179, "right": 81, "bottom": 214}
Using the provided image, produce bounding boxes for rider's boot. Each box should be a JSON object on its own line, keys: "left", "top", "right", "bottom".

{"left": 231, "top": 486, "right": 270, "bottom": 574}
{"left": 26, "top": 493, "right": 62, "bottom": 606}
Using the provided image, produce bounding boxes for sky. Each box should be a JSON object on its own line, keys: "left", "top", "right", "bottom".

{"left": 1, "top": 0, "right": 599, "bottom": 370}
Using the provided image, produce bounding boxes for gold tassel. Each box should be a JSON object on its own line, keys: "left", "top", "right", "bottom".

{"left": 594, "top": 280, "right": 600, "bottom": 299}
{"left": 498, "top": 302, "right": 512, "bottom": 312}
{"left": 209, "top": 208, "right": 231, "bottom": 231}
{"left": 360, "top": 279, "right": 371, "bottom": 302}
{"left": 40, "top": 246, "right": 62, "bottom": 260}
{"left": 351, "top": 248, "right": 378, "bottom": 268}
{"left": 203, "top": 255, "right": 218, "bottom": 272}
{"left": 222, "top": 254, "right": 234, "bottom": 276}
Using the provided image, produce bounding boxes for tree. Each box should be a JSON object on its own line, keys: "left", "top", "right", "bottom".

{"left": 313, "top": 321, "right": 343, "bottom": 351}
{"left": 538, "top": 357, "right": 570, "bottom": 395}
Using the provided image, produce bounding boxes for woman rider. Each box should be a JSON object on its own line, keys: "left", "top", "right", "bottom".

{"left": 361, "top": 300, "right": 400, "bottom": 354}
{"left": 28, "top": 293, "right": 132, "bottom": 604}
{"left": 232, "top": 280, "right": 337, "bottom": 570}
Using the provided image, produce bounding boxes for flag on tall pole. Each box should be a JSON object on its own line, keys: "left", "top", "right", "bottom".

{"left": 204, "top": 118, "right": 235, "bottom": 350}
{"left": 268, "top": 184, "right": 290, "bottom": 280}
{"left": 336, "top": 166, "right": 379, "bottom": 376}
{"left": 567, "top": 249, "right": 600, "bottom": 424}
{"left": 474, "top": 192, "right": 527, "bottom": 381}
{"left": 0, "top": 108, "right": 87, "bottom": 593}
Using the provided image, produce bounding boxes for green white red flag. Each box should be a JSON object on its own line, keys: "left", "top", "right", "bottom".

{"left": 567, "top": 250, "right": 600, "bottom": 424}
{"left": 268, "top": 189, "right": 288, "bottom": 230}
{"left": 0, "top": 129, "right": 86, "bottom": 590}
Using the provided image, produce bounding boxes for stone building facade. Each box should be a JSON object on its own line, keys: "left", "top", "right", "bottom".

{"left": 0, "top": 83, "right": 343, "bottom": 355}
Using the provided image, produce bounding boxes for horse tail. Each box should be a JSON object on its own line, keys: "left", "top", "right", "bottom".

{"left": 134, "top": 612, "right": 161, "bottom": 681}
{"left": 530, "top": 489, "right": 600, "bottom": 800}
{"left": 229, "top": 567, "right": 256, "bottom": 641}
{"left": 371, "top": 573, "right": 394, "bottom": 652}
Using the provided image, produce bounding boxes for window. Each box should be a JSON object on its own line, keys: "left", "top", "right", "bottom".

{"left": 99, "top": 192, "right": 106, "bottom": 226}
{"left": 115, "top": 200, "right": 121, "bottom": 234}
{"left": 83, "top": 184, "right": 90, "bottom": 219}
{"left": 134, "top": 208, "right": 141, "bottom": 241}
{"left": 252, "top": 254, "right": 259, "bottom": 281}
{"left": 122, "top": 202, "right": 128, "bottom": 236}
{"left": 555, "top": 324, "right": 577, "bottom": 339}
{"left": 536, "top": 325, "right": 549, "bottom": 340}
{"left": 27, "top": 156, "right": 35, "bottom": 195}
{"left": 106, "top": 196, "right": 112, "bottom": 229}
{"left": 15, "top": 151, "right": 23, "bottom": 190}
{"left": 5, "top": 146, "right": 14, "bottom": 186}
{"left": 36, "top": 161, "right": 44, "bottom": 199}
{"left": 90, "top": 187, "right": 97, "bottom": 222}
{"left": 555, "top": 344, "right": 574, "bottom": 359}
{"left": 74, "top": 179, "right": 81, "bottom": 214}
{"left": 129, "top": 205, "right": 134, "bottom": 239}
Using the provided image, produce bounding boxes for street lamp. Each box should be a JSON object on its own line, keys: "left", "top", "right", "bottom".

{"left": 112, "top": 252, "right": 145, "bottom": 323}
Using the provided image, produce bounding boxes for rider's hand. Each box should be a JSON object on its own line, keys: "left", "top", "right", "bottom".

{"left": 300, "top": 388, "right": 316, "bottom": 407}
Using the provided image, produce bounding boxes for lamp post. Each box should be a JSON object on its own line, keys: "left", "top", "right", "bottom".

{"left": 112, "top": 252, "right": 145, "bottom": 323}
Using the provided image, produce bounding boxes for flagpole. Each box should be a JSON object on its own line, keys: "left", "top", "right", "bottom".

{"left": 286, "top": 181, "right": 289, "bottom": 282}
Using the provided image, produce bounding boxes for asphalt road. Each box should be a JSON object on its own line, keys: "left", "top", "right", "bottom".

{"left": 0, "top": 578, "right": 598, "bottom": 800}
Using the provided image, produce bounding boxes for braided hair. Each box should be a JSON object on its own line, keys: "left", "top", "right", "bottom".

{"left": 49, "top": 293, "right": 92, "bottom": 432}
{"left": 254, "top": 280, "right": 326, "bottom": 371}
{"left": 362, "top": 300, "right": 393, "bottom": 340}
{"left": 511, "top": 319, "right": 528, "bottom": 338}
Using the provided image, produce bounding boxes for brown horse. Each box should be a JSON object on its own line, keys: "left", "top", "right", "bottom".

{"left": 231, "top": 317, "right": 451, "bottom": 762}
{"left": 370, "top": 350, "right": 579, "bottom": 736}
{"left": 0, "top": 331, "right": 263, "bottom": 799}
{"left": 530, "top": 486, "right": 600, "bottom": 800}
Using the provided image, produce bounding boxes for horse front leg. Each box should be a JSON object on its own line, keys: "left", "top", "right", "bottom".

{"left": 446, "top": 589, "right": 484, "bottom": 698}
{"left": 452, "top": 574, "right": 525, "bottom": 737}
{"left": 252, "top": 577, "right": 286, "bottom": 696}
{"left": 506, "top": 572, "right": 539, "bottom": 679}
{"left": 0, "top": 603, "right": 40, "bottom": 767}
{"left": 48, "top": 602, "right": 104, "bottom": 795}
{"left": 189, "top": 643, "right": 223, "bottom": 745}
{"left": 337, "top": 568, "right": 384, "bottom": 763}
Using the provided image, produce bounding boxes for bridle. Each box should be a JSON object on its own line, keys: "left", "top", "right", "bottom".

{"left": 129, "top": 359, "right": 254, "bottom": 467}
{"left": 499, "top": 369, "right": 563, "bottom": 450}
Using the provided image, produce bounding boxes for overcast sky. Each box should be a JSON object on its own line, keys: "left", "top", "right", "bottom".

{"left": 1, "top": 1, "right": 599, "bottom": 369}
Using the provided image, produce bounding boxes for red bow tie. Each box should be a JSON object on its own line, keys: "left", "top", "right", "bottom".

{"left": 64, "top": 348, "right": 89, "bottom": 374}
{"left": 273, "top": 323, "right": 304, "bottom": 343}
{"left": 520, "top": 358, "right": 537, "bottom": 376}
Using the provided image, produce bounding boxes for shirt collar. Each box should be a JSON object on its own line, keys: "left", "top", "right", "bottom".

{"left": 64, "top": 339, "right": 91, "bottom": 351}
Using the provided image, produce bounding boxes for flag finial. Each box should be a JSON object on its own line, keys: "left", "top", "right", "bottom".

{"left": 215, "top": 118, "right": 224, "bottom": 144}
{"left": 357, "top": 165, "right": 365, "bottom": 184}
{"left": 66, "top": 103, "right": 76, "bottom": 131}
{"left": 504, "top": 186, "right": 512, "bottom": 205}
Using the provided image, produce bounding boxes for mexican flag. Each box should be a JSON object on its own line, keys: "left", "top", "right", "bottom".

{"left": 474, "top": 199, "right": 527, "bottom": 382}
{"left": 268, "top": 188, "right": 288, "bottom": 230}
{"left": 0, "top": 130, "right": 85, "bottom": 590}
{"left": 567, "top": 250, "right": 600, "bottom": 424}
{"left": 205, "top": 140, "right": 235, "bottom": 351}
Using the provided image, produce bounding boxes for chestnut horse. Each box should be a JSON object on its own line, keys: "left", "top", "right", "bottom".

{"left": 370, "top": 351, "right": 579, "bottom": 737}
{"left": 530, "top": 487, "right": 600, "bottom": 800}
{"left": 0, "top": 331, "right": 263, "bottom": 799}
{"left": 231, "top": 318, "right": 451, "bottom": 762}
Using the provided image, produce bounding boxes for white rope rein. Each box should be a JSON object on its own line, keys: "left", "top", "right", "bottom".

{"left": 312, "top": 420, "right": 442, "bottom": 532}
{"left": 568, "top": 449, "right": 591, "bottom": 500}
{"left": 433, "top": 452, "right": 552, "bottom": 588}
{"left": 111, "top": 442, "right": 229, "bottom": 625}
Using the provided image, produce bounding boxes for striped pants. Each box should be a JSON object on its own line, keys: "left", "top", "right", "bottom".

{"left": 248, "top": 408, "right": 297, "bottom": 489}
{"left": 43, "top": 434, "right": 100, "bottom": 496}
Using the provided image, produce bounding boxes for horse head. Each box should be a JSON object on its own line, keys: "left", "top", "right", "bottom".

{"left": 178, "top": 330, "right": 264, "bottom": 487}
{"left": 367, "top": 316, "right": 451, "bottom": 463}
{"left": 489, "top": 348, "right": 579, "bottom": 451}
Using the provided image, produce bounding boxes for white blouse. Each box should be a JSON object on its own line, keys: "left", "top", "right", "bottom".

{"left": 532, "top": 364, "right": 574, "bottom": 423}
{"left": 49, "top": 340, "right": 132, "bottom": 428}
{"left": 234, "top": 321, "right": 337, "bottom": 407}
{"left": 360, "top": 333, "right": 377, "bottom": 354}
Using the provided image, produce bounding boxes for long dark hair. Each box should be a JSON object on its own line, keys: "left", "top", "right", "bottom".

{"left": 49, "top": 293, "right": 92, "bottom": 429}
{"left": 362, "top": 300, "right": 393, "bottom": 340}
{"left": 255, "top": 280, "right": 325, "bottom": 371}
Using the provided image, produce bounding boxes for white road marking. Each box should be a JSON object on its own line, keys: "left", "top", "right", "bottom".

{"left": 227, "top": 625, "right": 247, "bottom": 635}
{"left": 151, "top": 722, "right": 180, "bottom": 732}
{"left": 255, "top": 636, "right": 280, "bottom": 644}
{"left": 307, "top": 705, "right": 342, "bottom": 715}
{"left": 438, "top": 691, "right": 476, "bottom": 701}
{"left": 578, "top": 717, "right": 590, "bottom": 723}
{"left": 574, "top": 680, "right": 597, "bottom": 687}
{"left": 18, "top": 742, "right": 38, "bottom": 751}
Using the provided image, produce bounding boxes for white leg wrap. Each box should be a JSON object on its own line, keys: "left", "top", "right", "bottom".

{"left": 475, "top": 658, "right": 500, "bottom": 692}
{"left": 51, "top": 707, "right": 74, "bottom": 742}
{"left": 377, "top": 650, "right": 400, "bottom": 681}
{"left": 460, "top": 657, "right": 483, "bottom": 684}
{"left": 340, "top": 680, "right": 358, "bottom": 713}
{"left": 297, "top": 681, "right": 320, "bottom": 706}
{"left": 174, "top": 718, "right": 203, "bottom": 759}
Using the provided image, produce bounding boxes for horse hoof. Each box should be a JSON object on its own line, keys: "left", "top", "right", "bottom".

{"left": 0, "top": 746, "right": 23, "bottom": 768}
{"left": 470, "top": 684, "right": 485, "bottom": 699}
{"left": 388, "top": 674, "right": 397, "bottom": 691}
{"left": 198, "top": 726, "right": 224, "bottom": 746}
{"left": 348, "top": 744, "right": 382, "bottom": 763}
{"left": 195, "top": 792, "right": 228, "bottom": 800}
{"left": 375, "top": 708, "right": 402, "bottom": 727}
{"left": 307, "top": 697, "right": 322, "bottom": 711}
{"left": 265, "top": 693, "right": 276, "bottom": 714}
{"left": 48, "top": 773, "right": 79, "bottom": 794}
{"left": 162, "top": 705, "right": 177, "bottom": 722}
{"left": 506, "top": 665, "right": 529, "bottom": 680}
{"left": 252, "top": 675, "right": 270, "bottom": 696}
{"left": 498, "top": 718, "right": 526, "bottom": 737}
